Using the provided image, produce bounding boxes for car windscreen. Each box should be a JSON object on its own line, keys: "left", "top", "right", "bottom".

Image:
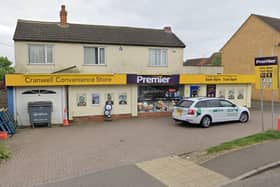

{"left": 176, "top": 100, "right": 194, "bottom": 108}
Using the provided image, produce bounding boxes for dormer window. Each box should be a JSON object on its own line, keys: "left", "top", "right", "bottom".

{"left": 28, "top": 44, "right": 54, "bottom": 64}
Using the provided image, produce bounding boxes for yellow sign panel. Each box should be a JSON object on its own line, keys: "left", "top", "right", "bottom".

{"left": 5, "top": 74, "right": 126, "bottom": 86}
{"left": 180, "top": 74, "right": 256, "bottom": 84}
{"left": 255, "top": 65, "right": 278, "bottom": 90}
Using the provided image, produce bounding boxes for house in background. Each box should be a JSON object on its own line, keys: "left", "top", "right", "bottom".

{"left": 221, "top": 14, "right": 280, "bottom": 101}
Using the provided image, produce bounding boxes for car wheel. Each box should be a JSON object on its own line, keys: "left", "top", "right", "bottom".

{"left": 201, "top": 116, "right": 211, "bottom": 128}
{"left": 239, "top": 112, "right": 249, "bottom": 123}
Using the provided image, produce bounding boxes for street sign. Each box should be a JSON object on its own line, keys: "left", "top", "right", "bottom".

{"left": 255, "top": 56, "right": 278, "bottom": 90}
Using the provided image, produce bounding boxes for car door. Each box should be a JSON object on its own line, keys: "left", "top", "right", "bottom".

{"left": 205, "top": 99, "right": 224, "bottom": 122}
{"left": 219, "top": 99, "right": 239, "bottom": 121}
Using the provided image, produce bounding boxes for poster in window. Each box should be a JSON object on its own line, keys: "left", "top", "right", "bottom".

{"left": 237, "top": 89, "right": 244, "bottom": 100}
{"left": 91, "top": 93, "right": 100, "bottom": 105}
{"left": 105, "top": 93, "right": 114, "bottom": 105}
{"left": 228, "top": 89, "right": 235, "bottom": 100}
{"left": 218, "top": 89, "right": 225, "bottom": 99}
{"left": 119, "top": 93, "right": 127, "bottom": 105}
{"left": 77, "top": 94, "right": 87, "bottom": 106}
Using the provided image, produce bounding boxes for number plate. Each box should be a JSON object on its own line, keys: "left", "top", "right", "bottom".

{"left": 176, "top": 109, "right": 182, "bottom": 117}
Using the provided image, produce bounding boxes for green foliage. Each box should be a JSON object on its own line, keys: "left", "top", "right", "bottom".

{"left": 210, "top": 53, "right": 221, "bottom": 66}
{"left": 207, "top": 130, "right": 280, "bottom": 154}
{"left": 0, "top": 143, "right": 11, "bottom": 160}
{"left": 0, "top": 56, "right": 15, "bottom": 81}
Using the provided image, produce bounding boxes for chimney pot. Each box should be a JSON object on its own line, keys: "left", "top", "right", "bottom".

{"left": 60, "top": 5, "right": 67, "bottom": 26}
{"left": 164, "top": 26, "right": 172, "bottom": 33}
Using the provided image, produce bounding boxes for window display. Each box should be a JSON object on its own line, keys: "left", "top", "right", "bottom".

{"left": 119, "top": 93, "right": 127, "bottom": 105}
{"left": 77, "top": 94, "right": 87, "bottom": 107}
{"left": 137, "top": 86, "right": 183, "bottom": 112}
{"left": 228, "top": 89, "right": 235, "bottom": 100}
{"left": 91, "top": 93, "right": 100, "bottom": 105}
{"left": 237, "top": 89, "right": 244, "bottom": 100}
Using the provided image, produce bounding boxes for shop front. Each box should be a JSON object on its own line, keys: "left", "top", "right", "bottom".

{"left": 180, "top": 74, "right": 255, "bottom": 107}
{"left": 127, "top": 74, "right": 183, "bottom": 113}
{"left": 5, "top": 73, "right": 129, "bottom": 126}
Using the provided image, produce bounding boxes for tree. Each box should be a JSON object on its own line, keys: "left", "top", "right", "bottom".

{"left": 0, "top": 56, "right": 15, "bottom": 81}
{"left": 210, "top": 53, "right": 222, "bottom": 66}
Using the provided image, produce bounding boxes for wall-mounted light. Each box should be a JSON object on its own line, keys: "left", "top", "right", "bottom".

{"left": 119, "top": 46, "right": 123, "bottom": 51}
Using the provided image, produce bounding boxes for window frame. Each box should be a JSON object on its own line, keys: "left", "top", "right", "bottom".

{"left": 148, "top": 48, "right": 168, "bottom": 67}
{"left": 83, "top": 46, "right": 106, "bottom": 65}
{"left": 28, "top": 44, "right": 54, "bottom": 64}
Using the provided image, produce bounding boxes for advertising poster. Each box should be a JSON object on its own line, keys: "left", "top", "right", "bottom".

{"left": 91, "top": 93, "right": 100, "bottom": 105}
{"left": 119, "top": 93, "right": 127, "bottom": 105}
{"left": 77, "top": 94, "right": 87, "bottom": 106}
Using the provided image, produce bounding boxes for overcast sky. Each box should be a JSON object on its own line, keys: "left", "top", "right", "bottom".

{"left": 1, "top": 0, "right": 280, "bottom": 62}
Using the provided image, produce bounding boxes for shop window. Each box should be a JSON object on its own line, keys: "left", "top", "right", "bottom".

{"left": 77, "top": 94, "right": 87, "bottom": 107}
{"left": 119, "top": 93, "right": 127, "bottom": 105}
{"left": 228, "top": 89, "right": 235, "bottom": 100}
{"left": 29, "top": 45, "right": 53, "bottom": 64}
{"left": 149, "top": 49, "right": 167, "bottom": 66}
{"left": 237, "top": 89, "right": 244, "bottom": 100}
{"left": 91, "top": 93, "right": 100, "bottom": 105}
{"left": 206, "top": 85, "right": 216, "bottom": 97}
{"left": 137, "top": 85, "right": 183, "bottom": 112}
{"left": 84, "top": 47, "right": 105, "bottom": 65}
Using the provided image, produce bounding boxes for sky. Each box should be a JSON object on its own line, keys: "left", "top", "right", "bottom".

{"left": 1, "top": 0, "right": 280, "bottom": 63}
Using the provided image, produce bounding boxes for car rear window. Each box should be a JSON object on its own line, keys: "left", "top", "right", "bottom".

{"left": 177, "top": 100, "right": 194, "bottom": 108}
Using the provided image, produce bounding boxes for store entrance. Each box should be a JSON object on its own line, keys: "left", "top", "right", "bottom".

{"left": 137, "top": 85, "right": 183, "bottom": 112}
{"left": 206, "top": 84, "right": 216, "bottom": 97}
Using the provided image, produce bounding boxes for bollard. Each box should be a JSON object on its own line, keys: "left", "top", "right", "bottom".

{"left": 277, "top": 116, "right": 280, "bottom": 131}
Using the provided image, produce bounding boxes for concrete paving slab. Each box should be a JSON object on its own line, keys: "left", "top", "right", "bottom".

{"left": 137, "top": 156, "right": 229, "bottom": 187}
{"left": 36, "top": 165, "right": 167, "bottom": 187}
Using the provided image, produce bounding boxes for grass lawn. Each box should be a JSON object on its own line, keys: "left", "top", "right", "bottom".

{"left": 207, "top": 130, "right": 280, "bottom": 154}
{"left": 0, "top": 142, "right": 11, "bottom": 161}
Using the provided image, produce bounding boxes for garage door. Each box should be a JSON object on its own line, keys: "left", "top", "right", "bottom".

{"left": 15, "top": 87, "right": 65, "bottom": 126}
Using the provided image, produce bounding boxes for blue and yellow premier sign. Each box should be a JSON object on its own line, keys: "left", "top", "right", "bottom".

{"left": 255, "top": 56, "right": 279, "bottom": 90}
{"left": 5, "top": 74, "right": 127, "bottom": 86}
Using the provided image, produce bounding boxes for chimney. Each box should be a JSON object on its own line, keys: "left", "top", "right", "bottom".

{"left": 60, "top": 5, "right": 67, "bottom": 26}
{"left": 164, "top": 26, "right": 172, "bottom": 33}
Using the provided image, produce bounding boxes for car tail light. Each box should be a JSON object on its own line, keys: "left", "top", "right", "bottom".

{"left": 188, "top": 109, "right": 196, "bottom": 115}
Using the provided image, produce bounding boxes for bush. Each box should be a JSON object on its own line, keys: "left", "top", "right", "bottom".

{"left": 0, "top": 143, "right": 11, "bottom": 160}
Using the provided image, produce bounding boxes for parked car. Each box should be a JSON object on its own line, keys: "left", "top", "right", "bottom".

{"left": 172, "top": 97, "right": 250, "bottom": 128}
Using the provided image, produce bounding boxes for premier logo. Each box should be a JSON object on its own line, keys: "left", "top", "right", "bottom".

{"left": 136, "top": 76, "right": 171, "bottom": 84}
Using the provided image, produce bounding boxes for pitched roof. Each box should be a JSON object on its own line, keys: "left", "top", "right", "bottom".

{"left": 183, "top": 58, "right": 210, "bottom": 66}
{"left": 221, "top": 14, "right": 280, "bottom": 51}
{"left": 184, "top": 52, "right": 221, "bottom": 66}
{"left": 253, "top": 14, "right": 280, "bottom": 33}
{"left": 13, "top": 20, "right": 185, "bottom": 48}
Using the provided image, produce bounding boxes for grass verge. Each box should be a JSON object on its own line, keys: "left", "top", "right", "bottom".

{"left": 207, "top": 130, "right": 280, "bottom": 154}
{"left": 0, "top": 142, "right": 11, "bottom": 161}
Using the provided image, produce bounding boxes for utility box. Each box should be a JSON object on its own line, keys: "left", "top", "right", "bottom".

{"left": 28, "top": 101, "right": 53, "bottom": 128}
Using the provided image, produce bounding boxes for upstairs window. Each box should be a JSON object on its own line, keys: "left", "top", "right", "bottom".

{"left": 149, "top": 49, "right": 167, "bottom": 66}
{"left": 29, "top": 45, "right": 53, "bottom": 64}
{"left": 84, "top": 47, "right": 105, "bottom": 65}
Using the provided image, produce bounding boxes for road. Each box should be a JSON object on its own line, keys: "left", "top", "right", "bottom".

{"left": 225, "top": 166, "right": 280, "bottom": 187}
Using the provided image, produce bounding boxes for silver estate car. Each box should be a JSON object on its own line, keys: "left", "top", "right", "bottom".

{"left": 172, "top": 97, "right": 250, "bottom": 128}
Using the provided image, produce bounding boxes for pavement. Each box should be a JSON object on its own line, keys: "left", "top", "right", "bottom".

{"left": 36, "top": 140, "right": 280, "bottom": 187}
